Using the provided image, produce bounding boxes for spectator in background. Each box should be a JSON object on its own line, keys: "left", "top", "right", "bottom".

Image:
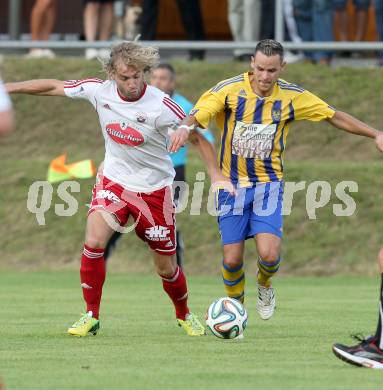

{"left": 84, "top": 0, "right": 116, "bottom": 60}
{"left": 259, "top": 0, "right": 306, "bottom": 64}
{"left": 27, "top": 0, "right": 57, "bottom": 59}
{"left": 260, "top": 0, "right": 275, "bottom": 39}
{"left": 375, "top": 0, "right": 383, "bottom": 65}
{"left": 293, "top": 0, "right": 333, "bottom": 65}
{"left": 140, "top": 0, "right": 158, "bottom": 40}
{"left": 0, "top": 79, "right": 14, "bottom": 135}
{"left": 284, "top": 0, "right": 302, "bottom": 44}
{"left": 140, "top": 0, "right": 206, "bottom": 60}
{"left": 177, "top": 0, "right": 206, "bottom": 60}
{"left": 283, "top": 0, "right": 305, "bottom": 63}
{"left": 334, "top": 0, "right": 371, "bottom": 42}
{"left": 228, "top": 0, "right": 261, "bottom": 61}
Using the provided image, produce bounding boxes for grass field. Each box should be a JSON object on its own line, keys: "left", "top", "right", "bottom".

{"left": 0, "top": 272, "right": 382, "bottom": 390}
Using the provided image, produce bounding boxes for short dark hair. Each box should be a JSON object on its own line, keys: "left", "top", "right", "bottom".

{"left": 254, "top": 39, "right": 284, "bottom": 61}
{"left": 151, "top": 62, "right": 176, "bottom": 79}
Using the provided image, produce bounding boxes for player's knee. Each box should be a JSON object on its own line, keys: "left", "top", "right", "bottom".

{"left": 156, "top": 260, "right": 177, "bottom": 278}
{"left": 85, "top": 234, "right": 106, "bottom": 249}
{"left": 223, "top": 257, "right": 243, "bottom": 269}
{"left": 258, "top": 247, "right": 280, "bottom": 263}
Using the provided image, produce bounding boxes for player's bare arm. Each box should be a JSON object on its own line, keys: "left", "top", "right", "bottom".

{"left": 189, "top": 130, "right": 235, "bottom": 195}
{"left": 169, "top": 114, "right": 199, "bottom": 153}
{"left": 327, "top": 110, "right": 382, "bottom": 139}
{"left": 5, "top": 79, "right": 65, "bottom": 97}
{"left": 376, "top": 133, "right": 383, "bottom": 152}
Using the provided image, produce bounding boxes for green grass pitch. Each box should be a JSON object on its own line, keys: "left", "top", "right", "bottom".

{"left": 1, "top": 272, "right": 382, "bottom": 390}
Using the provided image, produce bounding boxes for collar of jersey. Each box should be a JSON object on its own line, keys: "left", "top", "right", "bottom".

{"left": 117, "top": 83, "right": 147, "bottom": 102}
{"left": 245, "top": 72, "right": 278, "bottom": 101}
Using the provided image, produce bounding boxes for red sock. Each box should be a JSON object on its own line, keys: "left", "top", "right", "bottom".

{"left": 160, "top": 266, "right": 190, "bottom": 320}
{"left": 80, "top": 244, "right": 106, "bottom": 319}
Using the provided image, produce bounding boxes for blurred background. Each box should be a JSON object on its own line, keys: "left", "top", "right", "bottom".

{"left": 1, "top": 0, "right": 383, "bottom": 64}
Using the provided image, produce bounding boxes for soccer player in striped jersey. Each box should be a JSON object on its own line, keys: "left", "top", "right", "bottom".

{"left": 170, "top": 39, "right": 383, "bottom": 320}
{"left": 5, "top": 42, "right": 218, "bottom": 337}
{"left": 332, "top": 134, "right": 383, "bottom": 369}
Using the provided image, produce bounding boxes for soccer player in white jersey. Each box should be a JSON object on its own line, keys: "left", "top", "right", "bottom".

{"left": 332, "top": 134, "right": 383, "bottom": 369}
{"left": 103, "top": 62, "right": 215, "bottom": 268}
{"left": 0, "top": 79, "right": 14, "bottom": 135}
{"left": 5, "top": 42, "right": 222, "bottom": 337}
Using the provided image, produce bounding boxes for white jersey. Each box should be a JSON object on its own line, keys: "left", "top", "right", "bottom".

{"left": 0, "top": 79, "right": 12, "bottom": 112}
{"left": 64, "top": 78, "right": 186, "bottom": 192}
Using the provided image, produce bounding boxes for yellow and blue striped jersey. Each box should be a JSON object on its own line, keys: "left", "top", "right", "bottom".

{"left": 192, "top": 72, "right": 335, "bottom": 185}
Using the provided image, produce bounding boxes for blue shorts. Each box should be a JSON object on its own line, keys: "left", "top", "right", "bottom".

{"left": 216, "top": 181, "right": 284, "bottom": 245}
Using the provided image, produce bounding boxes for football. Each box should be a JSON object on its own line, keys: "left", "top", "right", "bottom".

{"left": 205, "top": 297, "right": 248, "bottom": 339}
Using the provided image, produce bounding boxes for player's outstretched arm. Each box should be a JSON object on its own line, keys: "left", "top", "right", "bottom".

{"left": 327, "top": 110, "right": 382, "bottom": 139}
{"left": 5, "top": 79, "right": 66, "bottom": 97}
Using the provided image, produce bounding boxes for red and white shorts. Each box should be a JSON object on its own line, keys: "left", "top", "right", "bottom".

{"left": 89, "top": 176, "right": 176, "bottom": 255}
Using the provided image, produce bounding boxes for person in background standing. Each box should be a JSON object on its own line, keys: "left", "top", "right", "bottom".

{"left": 228, "top": 0, "right": 261, "bottom": 62}
{"left": 293, "top": 0, "right": 333, "bottom": 65}
{"left": 84, "top": 0, "right": 116, "bottom": 60}
{"left": 140, "top": 0, "right": 206, "bottom": 60}
{"left": 334, "top": 0, "right": 370, "bottom": 42}
{"left": 27, "top": 0, "right": 57, "bottom": 59}
{"left": 374, "top": 0, "right": 383, "bottom": 65}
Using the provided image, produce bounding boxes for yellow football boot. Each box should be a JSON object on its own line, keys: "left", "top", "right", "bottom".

{"left": 177, "top": 313, "right": 206, "bottom": 336}
{"left": 67, "top": 311, "right": 100, "bottom": 337}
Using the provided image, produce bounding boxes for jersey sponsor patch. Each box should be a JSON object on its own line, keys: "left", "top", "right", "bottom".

{"left": 232, "top": 121, "right": 277, "bottom": 159}
{"left": 105, "top": 121, "right": 145, "bottom": 146}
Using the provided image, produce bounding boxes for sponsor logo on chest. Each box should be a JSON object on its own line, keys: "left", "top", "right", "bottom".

{"left": 105, "top": 120, "right": 145, "bottom": 146}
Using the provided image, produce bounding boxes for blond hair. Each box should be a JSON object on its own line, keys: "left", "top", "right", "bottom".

{"left": 102, "top": 41, "right": 160, "bottom": 78}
